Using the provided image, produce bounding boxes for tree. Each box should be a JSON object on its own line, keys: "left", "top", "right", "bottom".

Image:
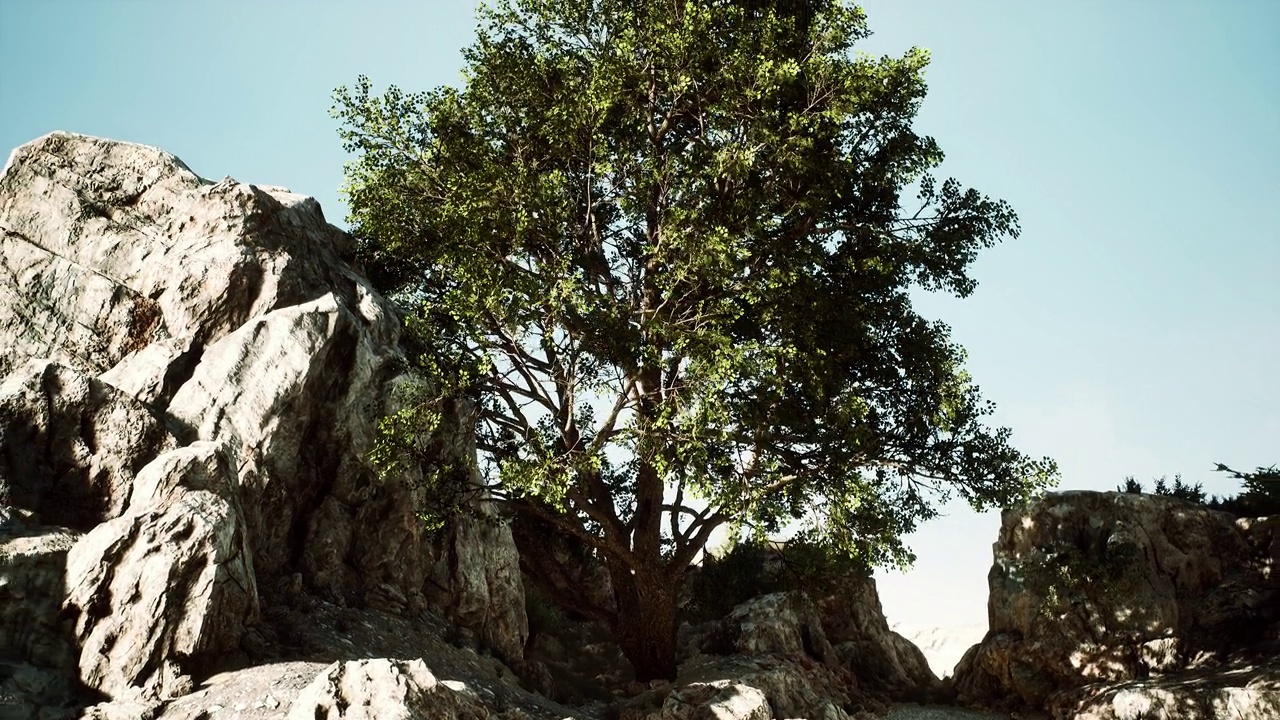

{"left": 333, "top": 0, "right": 1057, "bottom": 680}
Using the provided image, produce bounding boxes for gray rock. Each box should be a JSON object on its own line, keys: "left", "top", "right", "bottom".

{"left": 0, "top": 131, "right": 530, "bottom": 703}
{"left": 952, "top": 491, "right": 1279, "bottom": 713}
{"left": 653, "top": 680, "right": 771, "bottom": 720}
{"left": 0, "top": 360, "right": 176, "bottom": 529}
{"left": 1071, "top": 663, "right": 1280, "bottom": 720}
{"left": 63, "top": 441, "right": 257, "bottom": 700}
{"left": 286, "top": 658, "right": 491, "bottom": 720}
{"left": 0, "top": 517, "right": 80, "bottom": 673}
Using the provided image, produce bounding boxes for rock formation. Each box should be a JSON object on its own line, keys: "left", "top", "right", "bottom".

{"left": 0, "top": 131, "right": 948, "bottom": 720}
{"left": 0, "top": 132, "right": 526, "bottom": 714}
{"left": 953, "top": 490, "right": 1280, "bottom": 718}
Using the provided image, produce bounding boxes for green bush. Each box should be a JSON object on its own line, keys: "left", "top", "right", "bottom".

{"left": 684, "top": 533, "right": 869, "bottom": 622}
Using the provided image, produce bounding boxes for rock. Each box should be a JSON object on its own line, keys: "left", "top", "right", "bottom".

{"left": 0, "top": 360, "right": 176, "bottom": 529}
{"left": 677, "top": 655, "right": 856, "bottom": 720}
{"left": 437, "top": 507, "right": 529, "bottom": 662}
{"left": 63, "top": 441, "right": 258, "bottom": 699}
{"left": 1069, "top": 662, "right": 1280, "bottom": 720}
{"left": 0, "top": 131, "right": 529, "bottom": 702}
{"left": 691, "top": 588, "right": 939, "bottom": 705}
{"left": 286, "top": 658, "right": 491, "bottom": 720}
{"left": 953, "top": 491, "right": 1280, "bottom": 711}
{"left": 814, "top": 576, "right": 941, "bottom": 699}
{"left": 651, "top": 680, "right": 771, "bottom": 720}
{"left": 719, "top": 593, "right": 838, "bottom": 666}
{"left": 0, "top": 515, "right": 80, "bottom": 674}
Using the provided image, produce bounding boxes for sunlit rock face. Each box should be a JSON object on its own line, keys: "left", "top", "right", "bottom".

{"left": 953, "top": 490, "right": 1279, "bottom": 717}
{"left": 0, "top": 132, "right": 527, "bottom": 705}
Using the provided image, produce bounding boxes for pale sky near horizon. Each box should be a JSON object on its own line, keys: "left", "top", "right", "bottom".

{"left": 2, "top": 0, "right": 1277, "bottom": 667}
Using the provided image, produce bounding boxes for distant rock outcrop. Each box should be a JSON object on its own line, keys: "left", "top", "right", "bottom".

{"left": 953, "top": 490, "right": 1280, "bottom": 718}
{"left": 0, "top": 132, "right": 527, "bottom": 713}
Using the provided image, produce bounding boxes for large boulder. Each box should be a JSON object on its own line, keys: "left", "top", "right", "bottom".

{"left": 0, "top": 132, "right": 527, "bottom": 701}
{"left": 953, "top": 491, "right": 1280, "bottom": 715}
{"left": 64, "top": 441, "right": 258, "bottom": 699}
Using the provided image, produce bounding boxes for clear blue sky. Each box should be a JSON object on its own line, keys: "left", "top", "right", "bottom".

{"left": 3, "top": 1, "right": 1277, "bottom": 646}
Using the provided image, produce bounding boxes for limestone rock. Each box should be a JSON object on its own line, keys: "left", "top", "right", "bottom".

{"left": 952, "top": 491, "right": 1279, "bottom": 711}
{"left": 0, "top": 131, "right": 529, "bottom": 699}
{"left": 286, "top": 658, "right": 490, "bottom": 720}
{"left": 63, "top": 441, "right": 258, "bottom": 699}
{"left": 677, "top": 655, "right": 855, "bottom": 720}
{"left": 1069, "top": 663, "right": 1280, "bottom": 720}
{"left": 706, "top": 592, "right": 839, "bottom": 667}
{"left": 692, "top": 588, "right": 938, "bottom": 705}
{"left": 0, "top": 359, "right": 176, "bottom": 529}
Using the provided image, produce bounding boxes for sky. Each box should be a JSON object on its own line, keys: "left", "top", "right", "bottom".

{"left": 2, "top": 0, "right": 1277, "bottom": 668}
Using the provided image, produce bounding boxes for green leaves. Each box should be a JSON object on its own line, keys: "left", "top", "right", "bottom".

{"left": 334, "top": 0, "right": 1056, "bottom": 576}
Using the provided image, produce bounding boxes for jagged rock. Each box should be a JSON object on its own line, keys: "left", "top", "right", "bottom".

{"left": 286, "top": 658, "right": 490, "bottom": 720}
{"left": 437, "top": 507, "right": 529, "bottom": 662}
{"left": 0, "top": 131, "right": 529, "bottom": 702}
{"left": 0, "top": 359, "right": 176, "bottom": 529}
{"left": 63, "top": 441, "right": 258, "bottom": 700}
{"left": 0, "top": 510, "right": 80, "bottom": 675}
{"left": 815, "top": 576, "right": 941, "bottom": 699}
{"left": 690, "top": 589, "right": 938, "bottom": 706}
{"left": 953, "top": 491, "right": 1280, "bottom": 712}
{"left": 650, "top": 680, "right": 771, "bottom": 720}
{"left": 719, "top": 593, "right": 838, "bottom": 666}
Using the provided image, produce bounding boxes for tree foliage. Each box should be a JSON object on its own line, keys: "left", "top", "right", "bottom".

{"left": 1118, "top": 465, "right": 1280, "bottom": 517}
{"left": 333, "top": 0, "right": 1056, "bottom": 679}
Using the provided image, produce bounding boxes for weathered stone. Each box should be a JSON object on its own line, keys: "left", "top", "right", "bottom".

{"left": 708, "top": 592, "right": 838, "bottom": 667}
{"left": 286, "top": 658, "right": 491, "bottom": 720}
{"left": 953, "top": 491, "right": 1280, "bottom": 710}
{"left": 815, "top": 576, "right": 940, "bottom": 699}
{"left": 678, "top": 655, "right": 854, "bottom": 720}
{"left": 651, "top": 680, "right": 771, "bottom": 720}
{"left": 0, "top": 360, "right": 176, "bottom": 529}
{"left": 63, "top": 441, "right": 258, "bottom": 699}
{"left": 0, "top": 131, "right": 529, "bottom": 690}
{"left": 0, "top": 513, "right": 79, "bottom": 673}
{"left": 1068, "top": 663, "right": 1280, "bottom": 720}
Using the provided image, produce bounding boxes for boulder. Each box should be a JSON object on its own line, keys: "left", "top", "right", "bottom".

{"left": 0, "top": 508, "right": 79, "bottom": 673}
{"left": 953, "top": 491, "right": 1280, "bottom": 713}
{"left": 690, "top": 588, "right": 939, "bottom": 705}
{"left": 651, "top": 680, "right": 771, "bottom": 720}
{"left": 63, "top": 441, "right": 258, "bottom": 700}
{"left": 286, "top": 658, "right": 490, "bottom": 720}
{"left": 676, "top": 655, "right": 855, "bottom": 720}
{"left": 0, "top": 132, "right": 527, "bottom": 701}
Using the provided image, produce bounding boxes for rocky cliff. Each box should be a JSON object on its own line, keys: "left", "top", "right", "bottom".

{"left": 0, "top": 132, "right": 526, "bottom": 714}
{"left": 953, "top": 490, "right": 1279, "bottom": 719}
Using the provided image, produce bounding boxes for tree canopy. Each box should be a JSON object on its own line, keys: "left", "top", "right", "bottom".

{"left": 333, "top": 0, "right": 1056, "bottom": 679}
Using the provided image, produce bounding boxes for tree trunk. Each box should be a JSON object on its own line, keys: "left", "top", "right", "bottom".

{"left": 608, "top": 561, "right": 679, "bottom": 682}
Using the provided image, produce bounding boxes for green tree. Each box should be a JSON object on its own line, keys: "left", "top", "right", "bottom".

{"left": 334, "top": 0, "right": 1056, "bottom": 680}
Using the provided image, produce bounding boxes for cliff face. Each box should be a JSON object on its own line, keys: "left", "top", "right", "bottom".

{"left": 953, "top": 490, "right": 1279, "bottom": 719}
{"left": 0, "top": 132, "right": 526, "bottom": 706}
